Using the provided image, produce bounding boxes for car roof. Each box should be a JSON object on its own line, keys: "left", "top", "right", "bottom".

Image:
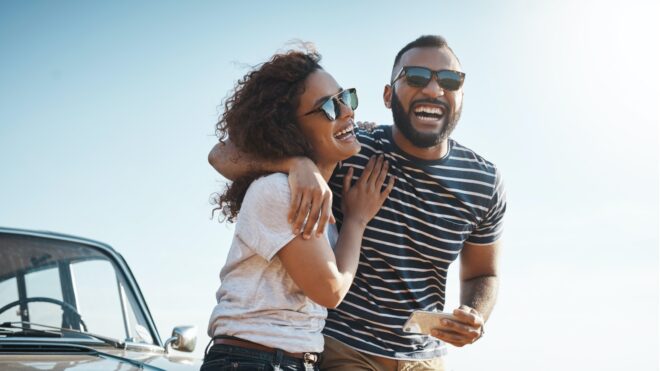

{"left": 0, "top": 227, "right": 121, "bottom": 281}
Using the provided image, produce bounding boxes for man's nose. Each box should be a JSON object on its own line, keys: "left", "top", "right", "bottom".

{"left": 421, "top": 76, "right": 445, "bottom": 98}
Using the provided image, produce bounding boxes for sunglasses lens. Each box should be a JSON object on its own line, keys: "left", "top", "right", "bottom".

{"left": 341, "top": 88, "right": 359, "bottom": 110}
{"left": 404, "top": 67, "right": 432, "bottom": 87}
{"left": 437, "top": 70, "right": 464, "bottom": 91}
{"left": 319, "top": 99, "right": 337, "bottom": 121}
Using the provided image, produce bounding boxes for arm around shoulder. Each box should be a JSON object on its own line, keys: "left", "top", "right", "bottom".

{"left": 208, "top": 139, "right": 306, "bottom": 181}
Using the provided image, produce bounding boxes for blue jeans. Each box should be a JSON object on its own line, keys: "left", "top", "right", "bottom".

{"left": 201, "top": 338, "right": 319, "bottom": 371}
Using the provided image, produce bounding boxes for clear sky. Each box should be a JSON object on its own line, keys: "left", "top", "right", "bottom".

{"left": 1, "top": 1, "right": 658, "bottom": 369}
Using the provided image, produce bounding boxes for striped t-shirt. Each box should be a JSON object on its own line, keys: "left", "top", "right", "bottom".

{"left": 324, "top": 125, "right": 506, "bottom": 360}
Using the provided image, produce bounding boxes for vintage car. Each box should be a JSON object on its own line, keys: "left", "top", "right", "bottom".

{"left": 0, "top": 227, "right": 201, "bottom": 370}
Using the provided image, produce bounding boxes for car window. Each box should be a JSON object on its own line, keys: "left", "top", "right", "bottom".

{"left": 71, "top": 259, "right": 125, "bottom": 340}
{"left": 24, "top": 267, "right": 63, "bottom": 326}
{"left": 0, "top": 233, "right": 158, "bottom": 346}
{"left": 0, "top": 277, "right": 19, "bottom": 323}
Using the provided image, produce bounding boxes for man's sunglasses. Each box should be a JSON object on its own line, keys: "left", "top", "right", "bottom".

{"left": 392, "top": 66, "right": 466, "bottom": 91}
{"left": 303, "top": 88, "right": 358, "bottom": 121}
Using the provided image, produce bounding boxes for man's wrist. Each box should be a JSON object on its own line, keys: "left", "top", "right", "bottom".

{"left": 284, "top": 156, "right": 312, "bottom": 174}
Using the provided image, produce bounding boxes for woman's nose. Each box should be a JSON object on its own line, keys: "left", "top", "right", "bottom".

{"left": 338, "top": 98, "right": 354, "bottom": 119}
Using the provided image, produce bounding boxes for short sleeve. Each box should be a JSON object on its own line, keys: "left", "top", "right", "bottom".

{"left": 467, "top": 168, "right": 507, "bottom": 245}
{"left": 234, "top": 173, "right": 297, "bottom": 261}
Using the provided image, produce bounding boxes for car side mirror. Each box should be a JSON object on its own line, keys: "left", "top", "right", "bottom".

{"left": 164, "top": 325, "right": 197, "bottom": 353}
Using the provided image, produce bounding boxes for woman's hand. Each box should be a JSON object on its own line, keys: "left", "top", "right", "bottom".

{"left": 342, "top": 155, "right": 395, "bottom": 227}
{"left": 356, "top": 121, "right": 377, "bottom": 133}
{"left": 279, "top": 154, "right": 395, "bottom": 308}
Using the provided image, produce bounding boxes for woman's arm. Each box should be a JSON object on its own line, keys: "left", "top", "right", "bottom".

{"left": 277, "top": 156, "right": 395, "bottom": 308}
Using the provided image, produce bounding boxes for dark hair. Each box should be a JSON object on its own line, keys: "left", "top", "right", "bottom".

{"left": 392, "top": 35, "right": 457, "bottom": 72}
{"left": 212, "top": 49, "right": 323, "bottom": 222}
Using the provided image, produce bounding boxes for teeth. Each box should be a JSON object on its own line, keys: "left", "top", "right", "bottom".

{"left": 414, "top": 106, "right": 444, "bottom": 115}
{"left": 333, "top": 126, "right": 354, "bottom": 138}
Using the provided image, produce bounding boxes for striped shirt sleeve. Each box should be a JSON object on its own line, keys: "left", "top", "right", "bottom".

{"left": 466, "top": 167, "right": 506, "bottom": 245}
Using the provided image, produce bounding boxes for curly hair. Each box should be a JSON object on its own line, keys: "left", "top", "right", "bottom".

{"left": 212, "top": 49, "right": 322, "bottom": 222}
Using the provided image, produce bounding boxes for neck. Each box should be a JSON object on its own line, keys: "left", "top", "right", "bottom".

{"left": 391, "top": 125, "right": 449, "bottom": 160}
{"left": 316, "top": 161, "right": 337, "bottom": 182}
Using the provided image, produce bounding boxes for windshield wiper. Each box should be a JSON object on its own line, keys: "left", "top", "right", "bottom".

{"left": 0, "top": 322, "right": 125, "bottom": 349}
{"left": 0, "top": 322, "right": 62, "bottom": 338}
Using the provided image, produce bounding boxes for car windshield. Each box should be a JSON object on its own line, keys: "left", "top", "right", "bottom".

{"left": 0, "top": 232, "right": 155, "bottom": 346}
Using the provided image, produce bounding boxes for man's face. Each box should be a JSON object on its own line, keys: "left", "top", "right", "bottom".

{"left": 385, "top": 47, "right": 463, "bottom": 148}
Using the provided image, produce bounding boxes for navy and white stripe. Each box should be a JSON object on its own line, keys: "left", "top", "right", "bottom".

{"left": 323, "top": 125, "right": 506, "bottom": 359}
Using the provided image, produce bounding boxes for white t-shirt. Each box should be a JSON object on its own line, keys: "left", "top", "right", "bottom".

{"left": 207, "top": 173, "right": 335, "bottom": 353}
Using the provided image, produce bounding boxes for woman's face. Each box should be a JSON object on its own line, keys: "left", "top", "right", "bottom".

{"left": 296, "top": 69, "right": 361, "bottom": 166}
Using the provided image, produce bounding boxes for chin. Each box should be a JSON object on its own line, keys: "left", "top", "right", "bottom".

{"left": 337, "top": 143, "right": 360, "bottom": 162}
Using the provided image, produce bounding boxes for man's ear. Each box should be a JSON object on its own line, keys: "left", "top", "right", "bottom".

{"left": 383, "top": 85, "right": 392, "bottom": 109}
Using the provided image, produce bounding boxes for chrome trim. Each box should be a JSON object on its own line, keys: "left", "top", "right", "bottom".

{"left": 164, "top": 326, "right": 197, "bottom": 353}
{"left": 0, "top": 340, "right": 166, "bottom": 370}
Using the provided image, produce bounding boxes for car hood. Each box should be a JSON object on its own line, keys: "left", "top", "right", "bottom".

{"left": 0, "top": 342, "right": 201, "bottom": 371}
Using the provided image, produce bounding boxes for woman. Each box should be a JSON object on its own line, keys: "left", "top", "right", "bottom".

{"left": 202, "top": 48, "right": 395, "bottom": 371}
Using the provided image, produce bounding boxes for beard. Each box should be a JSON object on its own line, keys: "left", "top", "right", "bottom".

{"left": 391, "top": 86, "right": 462, "bottom": 148}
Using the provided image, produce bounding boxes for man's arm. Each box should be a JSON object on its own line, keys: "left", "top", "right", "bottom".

{"left": 208, "top": 139, "right": 335, "bottom": 238}
{"left": 459, "top": 240, "right": 500, "bottom": 320}
{"left": 208, "top": 140, "right": 298, "bottom": 181}
{"left": 432, "top": 240, "right": 500, "bottom": 347}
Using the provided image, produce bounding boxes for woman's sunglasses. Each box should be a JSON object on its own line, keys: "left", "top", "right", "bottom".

{"left": 303, "top": 88, "right": 358, "bottom": 121}
{"left": 392, "top": 66, "right": 466, "bottom": 91}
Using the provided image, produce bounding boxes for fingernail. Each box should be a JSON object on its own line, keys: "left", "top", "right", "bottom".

{"left": 303, "top": 234, "right": 310, "bottom": 240}
{"left": 294, "top": 228, "right": 300, "bottom": 234}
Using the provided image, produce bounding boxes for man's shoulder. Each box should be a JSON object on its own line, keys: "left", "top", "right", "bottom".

{"left": 448, "top": 139, "right": 499, "bottom": 176}
{"left": 354, "top": 125, "right": 391, "bottom": 154}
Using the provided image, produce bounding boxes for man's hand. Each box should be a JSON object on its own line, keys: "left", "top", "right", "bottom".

{"left": 287, "top": 158, "right": 335, "bottom": 239}
{"left": 430, "top": 305, "right": 484, "bottom": 347}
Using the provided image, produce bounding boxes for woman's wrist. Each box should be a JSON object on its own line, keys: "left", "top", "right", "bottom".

{"left": 342, "top": 215, "right": 369, "bottom": 229}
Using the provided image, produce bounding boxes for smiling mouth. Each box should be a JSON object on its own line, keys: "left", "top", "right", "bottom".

{"left": 333, "top": 122, "right": 357, "bottom": 139}
{"left": 413, "top": 105, "right": 446, "bottom": 121}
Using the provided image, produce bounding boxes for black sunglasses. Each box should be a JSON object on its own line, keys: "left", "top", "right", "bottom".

{"left": 392, "top": 66, "right": 466, "bottom": 91}
{"left": 303, "top": 88, "right": 358, "bottom": 121}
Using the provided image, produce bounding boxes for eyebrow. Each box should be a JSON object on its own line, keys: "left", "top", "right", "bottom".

{"left": 312, "top": 87, "right": 343, "bottom": 108}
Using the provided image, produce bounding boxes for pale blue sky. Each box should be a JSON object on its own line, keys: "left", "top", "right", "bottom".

{"left": 1, "top": 1, "right": 658, "bottom": 369}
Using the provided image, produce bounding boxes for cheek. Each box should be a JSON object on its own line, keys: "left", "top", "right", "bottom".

{"left": 452, "top": 92, "right": 463, "bottom": 110}
{"left": 298, "top": 124, "right": 314, "bottom": 141}
{"left": 299, "top": 125, "right": 334, "bottom": 153}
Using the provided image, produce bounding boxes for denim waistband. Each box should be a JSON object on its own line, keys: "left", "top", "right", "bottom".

{"left": 206, "top": 335, "right": 318, "bottom": 367}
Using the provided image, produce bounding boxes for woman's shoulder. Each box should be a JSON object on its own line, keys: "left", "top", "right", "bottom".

{"left": 250, "top": 172, "right": 289, "bottom": 190}
{"left": 243, "top": 173, "right": 290, "bottom": 204}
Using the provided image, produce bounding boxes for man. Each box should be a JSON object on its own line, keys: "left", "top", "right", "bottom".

{"left": 209, "top": 35, "right": 505, "bottom": 370}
